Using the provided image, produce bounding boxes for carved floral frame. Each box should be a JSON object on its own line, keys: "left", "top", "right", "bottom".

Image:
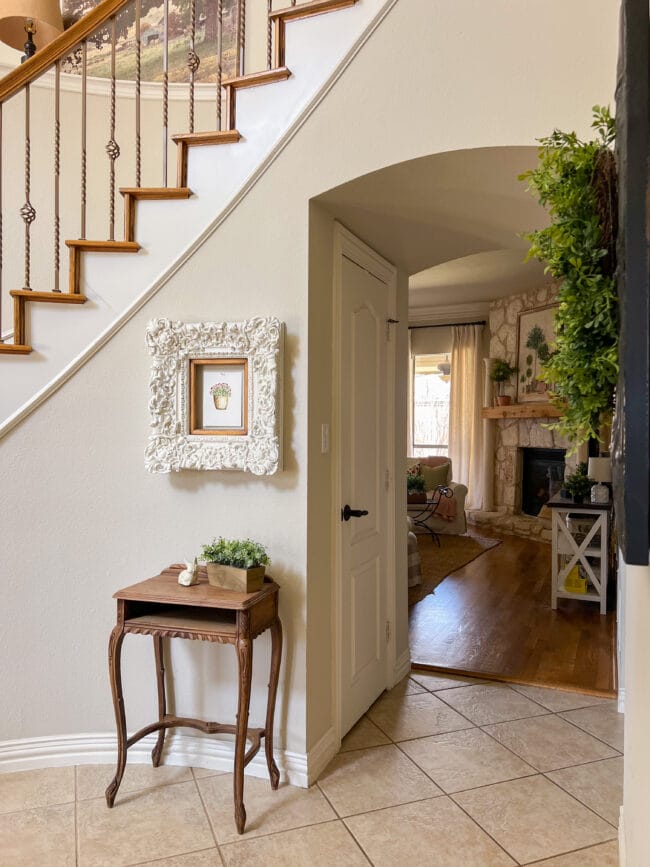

{"left": 145, "top": 317, "right": 283, "bottom": 475}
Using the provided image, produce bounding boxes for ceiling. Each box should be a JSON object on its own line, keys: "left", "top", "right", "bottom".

{"left": 314, "top": 147, "right": 552, "bottom": 313}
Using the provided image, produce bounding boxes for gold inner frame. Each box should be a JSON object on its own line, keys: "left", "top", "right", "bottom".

{"left": 189, "top": 357, "right": 249, "bottom": 436}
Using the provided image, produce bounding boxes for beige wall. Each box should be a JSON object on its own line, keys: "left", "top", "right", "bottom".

{"left": 0, "top": 0, "right": 620, "bottom": 785}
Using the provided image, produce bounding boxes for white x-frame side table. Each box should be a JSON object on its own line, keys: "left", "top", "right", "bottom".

{"left": 547, "top": 494, "right": 611, "bottom": 615}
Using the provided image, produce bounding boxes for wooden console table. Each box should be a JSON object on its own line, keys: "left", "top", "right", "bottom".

{"left": 105, "top": 565, "right": 282, "bottom": 835}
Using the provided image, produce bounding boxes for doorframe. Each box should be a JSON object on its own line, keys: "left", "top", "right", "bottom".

{"left": 331, "top": 221, "right": 399, "bottom": 741}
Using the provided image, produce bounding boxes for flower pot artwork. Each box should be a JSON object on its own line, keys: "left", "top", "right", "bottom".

{"left": 206, "top": 562, "right": 266, "bottom": 593}
{"left": 496, "top": 395, "right": 512, "bottom": 406}
{"left": 210, "top": 382, "right": 231, "bottom": 411}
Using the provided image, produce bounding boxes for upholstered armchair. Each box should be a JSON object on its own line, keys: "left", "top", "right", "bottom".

{"left": 407, "top": 456, "right": 468, "bottom": 535}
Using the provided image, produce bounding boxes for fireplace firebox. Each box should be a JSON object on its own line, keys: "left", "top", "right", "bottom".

{"left": 520, "top": 447, "right": 566, "bottom": 517}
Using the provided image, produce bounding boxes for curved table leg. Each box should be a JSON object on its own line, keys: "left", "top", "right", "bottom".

{"left": 234, "top": 616, "right": 253, "bottom": 835}
{"left": 105, "top": 625, "right": 126, "bottom": 807}
{"left": 264, "top": 617, "right": 282, "bottom": 789}
{"left": 152, "top": 635, "right": 166, "bottom": 767}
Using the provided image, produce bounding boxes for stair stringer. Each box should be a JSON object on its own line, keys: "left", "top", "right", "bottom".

{"left": 0, "top": 0, "right": 392, "bottom": 430}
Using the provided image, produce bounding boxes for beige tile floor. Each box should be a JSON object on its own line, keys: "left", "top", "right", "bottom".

{"left": 0, "top": 673, "right": 623, "bottom": 866}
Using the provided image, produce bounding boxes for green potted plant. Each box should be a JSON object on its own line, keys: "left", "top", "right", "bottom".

{"left": 563, "top": 462, "right": 595, "bottom": 504}
{"left": 209, "top": 382, "right": 232, "bottom": 410}
{"left": 489, "top": 359, "right": 517, "bottom": 406}
{"left": 201, "top": 537, "right": 270, "bottom": 593}
{"left": 407, "top": 470, "right": 427, "bottom": 504}
{"left": 520, "top": 106, "right": 618, "bottom": 445}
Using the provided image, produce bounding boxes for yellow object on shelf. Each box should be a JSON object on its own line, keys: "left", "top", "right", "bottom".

{"left": 564, "top": 565, "right": 587, "bottom": 594}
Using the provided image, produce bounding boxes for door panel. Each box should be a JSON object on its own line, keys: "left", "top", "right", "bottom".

{"left": 339, "top": 255, "right": 389, "bottom": 735}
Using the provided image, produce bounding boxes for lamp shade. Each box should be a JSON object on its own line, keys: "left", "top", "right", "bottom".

{"left": 588, "top": 457, "right": 612, "bottom": 484}
{"left": 0, "top": 0, "right": 63, "bottom": 52}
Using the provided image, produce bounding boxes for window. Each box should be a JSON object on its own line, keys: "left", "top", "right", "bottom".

{"left": 412, "top": 353, "right": 451, "bottom": 456}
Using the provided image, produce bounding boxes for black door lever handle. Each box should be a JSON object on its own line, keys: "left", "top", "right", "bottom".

{"left": 341, "top": 504, "right": 369, "bottom": 521}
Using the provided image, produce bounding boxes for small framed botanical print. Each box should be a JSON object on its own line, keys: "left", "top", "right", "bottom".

{"left": 189, "top": 358, "right": 248, "bottom": 436}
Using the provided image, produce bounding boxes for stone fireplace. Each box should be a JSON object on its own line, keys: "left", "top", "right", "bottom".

{"left": 468, "top": 283, "right": 577, "bottom": 542}
{"left": 519, "top": 447, "right": 566, "bottom": 516}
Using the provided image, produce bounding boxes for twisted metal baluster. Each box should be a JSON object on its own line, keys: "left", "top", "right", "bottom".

{"left": 162, "top": 0, "right": 169, "bottom": 186}
{"left": 0, "top": 103, "right": 3, "bottom": 340}
{"left": 187, "top": 0, "right": 199, "bottom": 133}
{"left": 216, "top": 0, "right": 223, "bottom": 129}
{"left": 238, "top": 0, "right": 245, "bottom": 76}
{"left": 106, "top": 17, "right": 120, "bottom": 240}
{"left": 21, "top": 85, "right": 35, "bottom": 291}
{"left": 81, "top": 41, "right": 87, "bottom": 239}
{"left": 53, "top": 61, "right": 61, "bottom": 291}
{"left": 267, "top": 0, "right": 272, "bottom": 70}
{"left": 135, "top": 0, "right": 142, "bottom": 188}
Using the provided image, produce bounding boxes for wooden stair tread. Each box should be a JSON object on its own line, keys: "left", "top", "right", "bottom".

{"left": 119, "top": 187, "right": 192, "bottom": 199}
{"left": 172, "top": 130, "right": 241, "bottom": 146}
{"left": 222, "top": 68, "right": 291, "bottom": 90}
{"left": 10, "top": 290, "right": 87, "bottom": 304}
{"left": 0, "top": 342, "right": 32, "bottom": 354}
{"left": 269, "top": 0, "right": 357, "bottom": 21}
{"left": 65, "top": 240, "right": 140, "bottom": 252}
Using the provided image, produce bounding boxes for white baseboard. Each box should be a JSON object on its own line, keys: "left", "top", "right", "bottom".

{"left": 0, "top": 731, "right": 310, "bottom": 788}
{"left": 393, "top": 647, "right": 412, "bottom": 685}
{"left": 618, "top": 687, "right": 626, "bottom": 714}
{"left": 619, "top": 806, "right": 626, "bottom": 866}
{"left": 305, "top": 726, "right": 340, "bottom": 786}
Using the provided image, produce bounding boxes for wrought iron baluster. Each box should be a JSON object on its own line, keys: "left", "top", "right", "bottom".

{"left": 135, "top": 0, "right": 141, "bottom": 188}
{"left": 21, "top": 85, "right": 35, "bottom": 291}
{"left": 238, "top": 0, "right": 245, "bottom": 76}
{"left": 267, "top": 0, "right": 272, "bottom": 70}
{"left": 81, "top": 41, "right": 87, "bottom": 239}
{"left": 53, "top": 61, "right": 61, "bottom": 291}
{"left": 106, "top": 17, "right": 120, "bottom": 240}
{"left": 216, "top": 0, "right": 223, "bottom": 129}
{"left": 0, "top": 103, "right": 3, "bottom": 340}
{"left": 162, "top": 0, "right": 169, "bottom": 186}
{"left": 187, "top": 0, "right": 199, "bottom": 133}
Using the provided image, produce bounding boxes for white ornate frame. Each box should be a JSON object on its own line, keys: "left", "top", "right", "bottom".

{"left": 145, "top": 317, "right": 283, "bottom": 474}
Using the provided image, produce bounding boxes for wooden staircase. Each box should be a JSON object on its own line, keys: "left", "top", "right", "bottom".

{"left": 0, "top": 0, "right": 357, "bottom": 356}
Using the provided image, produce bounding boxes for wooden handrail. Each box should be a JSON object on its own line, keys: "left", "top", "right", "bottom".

{"left": 0, "top": 0, "right": 131, "bottom": 104}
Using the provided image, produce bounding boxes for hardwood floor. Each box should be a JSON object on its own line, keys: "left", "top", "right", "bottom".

{"left": 409, "top": 527, "right": 617, "bottom": 695}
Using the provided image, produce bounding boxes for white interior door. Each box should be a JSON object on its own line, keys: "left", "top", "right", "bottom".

{"left": 336, "top": 235, "right": 395, "bottom": 737}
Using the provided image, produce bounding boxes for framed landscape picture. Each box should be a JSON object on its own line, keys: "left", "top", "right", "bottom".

{"left": 61, "top": 0, "right": 241, "bottom": 82}
{"left": 515, "top": 303, "right": 559, "bottom": 403}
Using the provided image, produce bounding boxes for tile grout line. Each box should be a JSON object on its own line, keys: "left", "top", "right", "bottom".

{"left": 554, "top": 710, "right": 623, "bottom": 753}
{"left": 538, "top": 772, "right": 621, "bottom": 832}
{"left": 446, "top": 793, "right": 526, "bottom": 865}
{"left": 127, "top": 847, "right": 219, "bottom": 867}
{"left": 192, "top": 767, "right": 226, "bottom": 865}
{"left": 521, "top": 840, "right": 618, "bottom": 865}
{"left": 314, "top": 783, "right": 374, "bottom": 866}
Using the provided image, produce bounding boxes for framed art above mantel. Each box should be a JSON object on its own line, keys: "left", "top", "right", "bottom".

{"left": 145, "top": 317, "right": 283, "bottom": 475}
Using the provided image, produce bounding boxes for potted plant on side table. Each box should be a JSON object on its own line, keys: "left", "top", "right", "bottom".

{"left": 563, "top": 463, "right": 595, "bottom": 504}
{"left": 489, "top": 359, "right": 517, "bottom": 406}
{"left": 201, "top": 537, "right": 270, "bottom": 593}
{"left": 407, "top": 470, "right": 427, "bottom": 504}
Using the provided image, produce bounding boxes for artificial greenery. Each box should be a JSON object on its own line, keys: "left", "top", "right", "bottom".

{"left": 489, "top": 359, "right": 517, "bottom": 383}
{"left": 201, "top": 537, "right": 270, "bottom": 569}
{"left": 407, "top": 472, "right": 426, "bottom": 495}
{"left": 519, "top": 106, "right": 618, "bottom": 445}
{"left": 563, "top": 462, "right": 595, "bottom": 502}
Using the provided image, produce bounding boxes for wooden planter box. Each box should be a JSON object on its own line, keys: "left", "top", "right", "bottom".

{"left": 206, "top": 563, "right": 266, "bottom": 593}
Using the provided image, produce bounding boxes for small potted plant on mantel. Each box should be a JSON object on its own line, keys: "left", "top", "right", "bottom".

{"left": 201, "top": 537, "right": 270, "bottom": 593}
{"left": 489, "top": 359, "right": 517, "bottom": 406}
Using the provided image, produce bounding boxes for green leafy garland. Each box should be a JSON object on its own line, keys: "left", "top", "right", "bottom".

{"left": 519, "top": 106, "right": 618, "bottom": 445}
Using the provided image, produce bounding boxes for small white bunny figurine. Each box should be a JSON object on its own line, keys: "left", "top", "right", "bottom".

{"left": 178, "top": 558, "right": 199, "bottom": 586}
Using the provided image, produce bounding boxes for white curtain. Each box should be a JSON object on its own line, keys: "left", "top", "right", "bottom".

{"left": 449, "top": 324, "right": 485, "bottom": 510}
{"left": 407, "top": 329, "right": 414, "bottom": 455}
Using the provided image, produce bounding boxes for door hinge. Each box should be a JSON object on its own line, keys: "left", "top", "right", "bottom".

{"left": 386, "top": 620, "right": 391, "bottom": 643}
{"left": 385, "top": 468, "right": 390, "bottom": 491}
{"left": 386, "top": 318, "right": 399, "bottom": 340}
